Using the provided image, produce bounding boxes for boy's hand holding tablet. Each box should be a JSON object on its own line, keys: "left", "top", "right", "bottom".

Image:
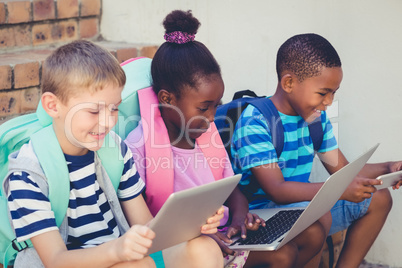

{"left": 376, "top": 170, "right": 402, "bottom": 190}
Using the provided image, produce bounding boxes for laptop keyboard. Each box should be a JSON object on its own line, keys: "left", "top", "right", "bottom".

{"left": 230, "top": 209, "right": 304, "bottom": 246}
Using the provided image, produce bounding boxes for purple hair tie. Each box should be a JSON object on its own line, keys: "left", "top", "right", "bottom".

{"left": 164, "top": 31, "right": 195, "bottom": 44}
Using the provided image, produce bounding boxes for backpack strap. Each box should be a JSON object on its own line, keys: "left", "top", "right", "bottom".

{"left": 97, "top": 133, "right": 124, "bottom": 192}
{"left": 3, "top": 241, "right": 31, "bottom": 267}
{"left": 248, "top": 97, "right": 323, "bottom": 155}
{"left": 248, "top": 98, "right": 285, "bottom": 157}
{"left": 196, "top": 122, "right": 226, "bottom": 181}
{"left": 138, "top": 87, "right": 174, "bottom": 216}
{"left": 115, "top": 57, "right": 153, "bottom": 140}
{"left": 30, "top": 125, "right": 70, "bottom": 227}
{"left": 308, "top": 114, "right": 324, "bottom": 152}
{"left": 232, "top": 89, "right": 259, "bottom": 100}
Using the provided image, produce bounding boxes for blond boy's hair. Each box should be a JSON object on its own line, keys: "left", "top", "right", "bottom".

{"left": 42, "top": 40, "right": 126, "bottom": 103}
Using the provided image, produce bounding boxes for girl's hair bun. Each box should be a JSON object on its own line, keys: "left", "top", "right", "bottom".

{"left": 163, "top": 10, "right": 200, "bottom": 34}
{"left": 152, "top": 9, "right": 221, "bottom": 96}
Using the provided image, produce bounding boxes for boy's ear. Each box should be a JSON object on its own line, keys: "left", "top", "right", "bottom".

{"left": 280, "top": 74, "right": 294, "bottom": 94}
{"left": 41, "top": 92, "right": 60, "bottom": 118}
{"left": 157, "top": 89, "right": 175, "bottom": 105}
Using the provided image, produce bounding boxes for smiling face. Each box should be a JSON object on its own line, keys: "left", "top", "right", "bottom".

{"left": 286, "top": 67, "right": 343, "bottom": 122}
{"left": 51, "top": 84, "right": 123, "bottom": 156}
{"left": 160, "top": 74, "right": 224, "bottom": 147}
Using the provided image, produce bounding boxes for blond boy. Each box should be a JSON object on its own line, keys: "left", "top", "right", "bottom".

{"left": 4, "top": 40, "right": 223, "bottom": 268}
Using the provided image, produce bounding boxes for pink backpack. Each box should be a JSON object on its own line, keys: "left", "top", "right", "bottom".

{"left": 137, "top": 87, "right": 226, "bottom": 215}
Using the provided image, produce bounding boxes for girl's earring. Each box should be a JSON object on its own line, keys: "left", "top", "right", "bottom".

{"left": 157, "top": 89, "right": 173, "bottom": 105}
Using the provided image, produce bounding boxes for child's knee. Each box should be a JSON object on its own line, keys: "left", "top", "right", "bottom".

{"left": 247, "top": 245, "right": 297, "bottom": 268}
{"left": 185, "top": 235, "right": 223, "bottom": 266}
{"left": 163, "top": 236, "right": 222, "bottom": 267}
{"left": 320, "top": 211, "right": 332, "bottom": 236}
{"left": 271, "top": 244, "right": 298, "bottom": 267}
{"left": 371, "top": 188, "right": 392, "bottom": 213}
{"left": 300, "top": 221, "right": 326, "bottom": 250}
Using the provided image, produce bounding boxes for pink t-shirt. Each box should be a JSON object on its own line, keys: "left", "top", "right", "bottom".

{"left": 125, "top": 122, "right": 233, "bottom": 223}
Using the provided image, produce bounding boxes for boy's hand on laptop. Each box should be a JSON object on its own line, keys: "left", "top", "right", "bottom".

{"left": 342, "top": 175, "right": 380, "bottom": 203}
{"left": 201, "top": 206, "right": 225, "bottom": 234}
{"left": 114, "top": 225, "right": 155, "bottom": 262}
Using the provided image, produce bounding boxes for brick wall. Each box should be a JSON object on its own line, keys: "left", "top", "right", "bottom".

{"left": 0, "top": 0, "right": 102, "bottom": 50}
{"left": 0, "top": 0, "right": 158, "bottom": 124}
{"left": 0, "top": 43, "right": 158, "bottom": 123}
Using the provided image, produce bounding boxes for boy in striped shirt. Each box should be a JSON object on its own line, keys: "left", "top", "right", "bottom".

{"left": 4, "top": 40, "right": 224, "bottom": 268}
{"left": 231, "top": 33, "right": 401, "bottom": 267}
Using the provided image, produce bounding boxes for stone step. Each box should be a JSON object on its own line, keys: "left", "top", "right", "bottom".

{"left": 0, "top": 41, "right": 158, "bottom": 123}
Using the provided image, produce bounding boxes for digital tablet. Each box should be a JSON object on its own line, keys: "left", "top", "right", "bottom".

{"left": 375, "top": 170, "right": 402, "bottom": 190}
{"left": 147, "top": 174, "right": 241, "bottom": 254}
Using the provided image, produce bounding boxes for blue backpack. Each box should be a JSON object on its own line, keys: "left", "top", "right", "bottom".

{"left": 214, "top": 89, "right": 324, "bottom": 162}
{"left": 0, "top": 57, "right": 153, "bottom": 266}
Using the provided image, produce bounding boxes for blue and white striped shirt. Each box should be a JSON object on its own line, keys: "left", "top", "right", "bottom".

{"left": 231, "top": 104, "right": 338, "bottom": 209}
{"left": 7, "top": 138, "right": 145, "bottom": 249}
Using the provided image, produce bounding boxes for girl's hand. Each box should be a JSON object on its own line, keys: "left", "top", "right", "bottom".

{"left": 201, "top": 206, "right": 225, "bottom": 234}
{"left": 205, "top": 233, "right": 235, "bottom": 257}
{"left": 226, "top": 213, "right": 265, "bottom": 239}
{"left": 114, "top": 225, "right": 155, "bottom": 262}
{"left": 244, "top": 213, "right": 266, "bottom": 231}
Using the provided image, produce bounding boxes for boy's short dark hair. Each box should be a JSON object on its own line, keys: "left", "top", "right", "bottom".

{"left": 276, "top": 33, "right": 341, "bottom": 82}
{"left": 42, "top": 40, "right": 126, "bottom": 104}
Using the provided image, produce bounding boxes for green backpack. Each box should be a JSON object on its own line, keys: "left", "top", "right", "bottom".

{"left": 0, "top": 57, "right": 152, "bottom": 266}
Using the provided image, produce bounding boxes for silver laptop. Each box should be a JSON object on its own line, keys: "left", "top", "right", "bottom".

{"left": 228, "top": 143, "right": 379, "bottom": 251}
{"left": 147, "top": 174, "right": 241, "bottom": 254}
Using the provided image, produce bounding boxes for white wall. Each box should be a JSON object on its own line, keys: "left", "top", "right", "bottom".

{"left": 101, "top": 0, "right": 402, "bottom": 266}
